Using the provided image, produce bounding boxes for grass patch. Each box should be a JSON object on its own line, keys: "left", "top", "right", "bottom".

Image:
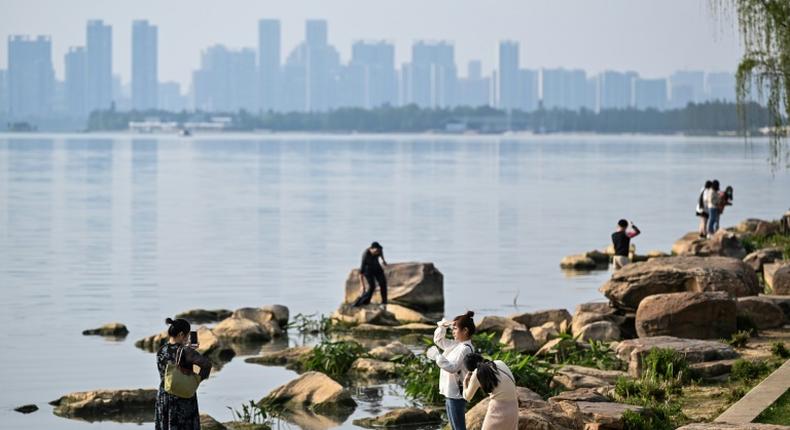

{"left": 755, "top": 388, "right": 790, "bottom": 425}
{"left": 740, "top": 232, "right": 790, "bottom": 259}
{"left": 542, "top": 333, "right": 625, "bottom": 371}
{"left": 771, "top": 342, "right": 790, "bottom": 359}
{"left": 724, "top": 330, "right": 752, "bottom": 348}
{"left": 299, "top": 340, "right": 366, "bottom": 380}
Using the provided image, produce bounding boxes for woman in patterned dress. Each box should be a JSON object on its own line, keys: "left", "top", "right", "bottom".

{"left": 155, "top": 318, "right": 212, "bottom": 430}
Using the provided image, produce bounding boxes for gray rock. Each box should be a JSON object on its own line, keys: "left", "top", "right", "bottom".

{"left": 770, "top": 264, "right": 790, "bottom": 295}
{"left": 175, "top": 309, "right": 232, "bottom": 323}
{"left": 213, "top": 317, "right": 272, "bottom": 343}
{"left": 616, "top": 336, "right": 738, "bottom": 377}
{"left": 510, "top": 308, "right": 572, "bottom": 329}
{"left": 332, "top": 303, "right": 399, "bottom": 326}
{"left": 689, "top": 359, "right": 738, "bottom": 380}
{"left": 259, "top": 371, "right": 356, "bottom": 416}
{"left": 477, "top": 315, "right": 526, "bottom": 334}
{"left": 736, "top": 296, "right": 786, "bottom": 329}
{"left": 50, "top": 389, "right": 156, "bottom": 422}
{"left": 500, "top": 326, "right": 539, "bottom": 354}
{"left": 244, "top": 346, "right": 313, "bottom": 370}
{"left": 343, "top": 262, "right": 444, "bottom": 312}
{"left": 742, "top": 248, "right": 784, "bottom": 273}
{"left": 549, "top": 388, "right": 610, "bottom": 403}
{"left": 552, "top": 365, "right": 627, "bottom": 390}
{"left": 601, "top": 256, "right": 760, "bottom": 312}
{"left": 82, "top": 322, "right": 129, "bottom": 337}
{"left": 261, "top": 304, "right": 289, "bottom": 327}
{"left": 349, "top": 358, "right": 398, "bottom": 380}
{"left": 530, "top": 321, "right": 560, "bottom": 346}
{"left": 368, "top": 341, "right": 413, "bottom": 361}
{"left": 757, "top": 295, "right": 790, "bottom": 321}
{"left": 635, "top": 291, "right": 736, "bottom": 339}
{"left": 353, "top": 407, "right": 442, "bottom": 428}
{"left": 576, "top": 321, "right": 621, "bottom": 342}
{"left": 764, "top": 262, "right": 790, "bottom": 291}
{"left": 231, "top": 308, "right": 284, "bottom": 338}
{"left": 14, "top": 404, "right": 38, "bottom": 414}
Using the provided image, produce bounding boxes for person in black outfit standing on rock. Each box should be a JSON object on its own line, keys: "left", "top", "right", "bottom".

{"left": 353, "top": 242, "right": 388, "bottom": 309}
{"left": 611, "top": 219, "right": 641, "bottom": 271}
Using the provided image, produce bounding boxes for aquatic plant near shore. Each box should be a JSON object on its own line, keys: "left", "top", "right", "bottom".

{"left": 299, "top": 340, "right": 367, "bottom": 380}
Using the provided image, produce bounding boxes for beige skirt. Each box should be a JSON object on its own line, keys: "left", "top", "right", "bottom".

{"left": 481, "top": 398, "right": 519, "bottom": 430}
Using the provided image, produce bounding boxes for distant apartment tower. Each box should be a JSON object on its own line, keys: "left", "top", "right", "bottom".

{"left": 193, "top": 45, "right": 257, "bottom": 112}
{"left": 541, "top": 68, "right": 587, "bottom": 110}
{"left": 258, "top": 19, "right": 281, "bottom": 112}
{"left": 599, "top": 71, "right": 637, "bottom": 109}
{"left": 349, "top": 41, "right": 397, "bottom": 108}
{"left": 305, "top": 20, "right": 331, "bottom": 111}
{"left": 404, "top": 41, "right": 457, "bottom": 108}
{"left": 86, "top": 20, "right": 113, "bottom": 112}
{"left": 634, "top": 78, "right": 667, "bottom": 110}
{"left": 669, "top": 70, "right": 705, "bottom": 108}
{"left": 65, "top": 47, "right": 87, "bottom": 115}
{"left": 517, "top": 69, "right": 539, "bottom": 111}
{"left": 158, "top": 82, "right": 186, "bottom": 111}
{"left": 498, "top": 41, "right": 519, "bottom": 110}
{"left": 457, "top": 60, "right": 490, "bottom": 107}
{"left": 7, "top": 35, "right": 54, "bottom": 117}
{"left": 706, "top": 72, "right": 736, "bottom": 102}
{"left": 0, "top": 69, "right": 7, "bottom": 114}
{"left": 132, "top": 20, "right": 158, "bottom": 110}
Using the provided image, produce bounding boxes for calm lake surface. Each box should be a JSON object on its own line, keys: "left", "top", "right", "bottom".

{"left": 1, "top": 133, "right": 788, "bottom": 429}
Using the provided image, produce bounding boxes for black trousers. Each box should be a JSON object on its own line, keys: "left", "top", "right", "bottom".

{"left": 353, "top": 271, "right": 388, "bottom": 306}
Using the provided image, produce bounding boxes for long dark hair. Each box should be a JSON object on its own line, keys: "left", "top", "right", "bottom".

{"left": 464, "top": 353, "right": 500, "bottom": 394}
{"left": 453, "top": 310, "right": 476, "bottom": 336}
{"left": 165, "top": 317, "right": 190, "bottom": 337}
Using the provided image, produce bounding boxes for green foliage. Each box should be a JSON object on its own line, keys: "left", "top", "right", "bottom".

{"left": 729, "top": 359, "right": 776, "bottom": 383}
{"left": 740, "top": 232, "right": 790, "bottom": 259}
{"left": 622, "top": 404, "right": 682, "bottom": 430}
{"left": 287, "top": 313, "right": 335, "bottom": 334}
{"left": 489, "top": 350, "right": 556, "bottom": 397}
{"left": 725, "top": 330, "right": 752, "bottom": 348}
{"left": 299, "top": 340, "right": 366, "bottom": 380}
{"left": 641, "top": 348, "right": 689, "bottom": 383}
{"left": 771, "top": 342, "right": 790, "bottom": 359}
{"left": 226, "top": 400, "right": 274, "bottom": 426}
{"left": 755, "top": 388, "right": 790, "bottom": 424}
{"left": 550, "top": 338, "right": 625, "bottom": 371}
{"left": 471, "top": 332, "right": 500, "bottom": 355}
{"left": 396, "top": 354, "right": 443, "bottom": 405}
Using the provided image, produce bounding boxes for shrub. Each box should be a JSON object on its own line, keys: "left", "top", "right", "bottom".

{"left": 740, "top": 232, "right": 790, "bottom": 259}
{"left": 490, "top": 350, "right": 555, "bottom": 397}
{"left": 771, "top": 342, "right": 790, "bottom": 359}
{"left": 641, "top": 348, "right": 689, "bottom": 383}
{"left": 471, "top": 332, "right": 501, "bottom": 355}
{"left": 622, "top": 403, "right": 684, "bottom": 430}
{"left": 397, "top": 354, "right": 442, "bottom": 405}
{"left": 614, "top": 376, "right": 681, "bottom": 405}
{"left": 725, "top": 330, "right": 752, "bottom": 348}
{"left": 299, "top": 340, "right": 366, "bottom": 379}
{"left": 729, "top": 359, "right": 774, "bottom": 383}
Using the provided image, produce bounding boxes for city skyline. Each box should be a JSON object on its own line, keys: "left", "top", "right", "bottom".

{"left": 0, "top": 0, "right": 741, "bottom": 86}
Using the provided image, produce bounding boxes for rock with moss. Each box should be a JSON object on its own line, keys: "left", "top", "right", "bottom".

{"left": 259, "top": 371, "right": 356, "bottom": 416}
{"left": 50, "top": 389, "right": 156, "bottom": 422}
{"left": 353, "top": 407, "right": 442, "bottom": 428}
{"left": 600, "top": 256, "right": 760, "bottom": 312}
{"left": 82, "top": 322, "right": 129, "bottom": 337}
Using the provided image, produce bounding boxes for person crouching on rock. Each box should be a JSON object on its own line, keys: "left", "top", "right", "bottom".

{"left": 611, "top": 219, "right": 640, "bottom": 271}
{"left": 156, "top": 318, "right": 212, "bottom": 430}
{"left": 426, "top": 311, "right": 476, "bottom": 430}
{"left": 353, "top": 241, "right": 388, "bottom": 310}
{"left": 463, "top": 353, "right": 518, "bottom": 430}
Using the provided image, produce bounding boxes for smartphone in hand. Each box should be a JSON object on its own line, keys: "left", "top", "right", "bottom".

{"left": 189, "top": 331, "right": 198, "bottom": 347}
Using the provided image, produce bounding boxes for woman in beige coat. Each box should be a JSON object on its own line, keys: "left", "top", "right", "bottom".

{"left": 462, "top": 353, "right": 518, "bottom": 430}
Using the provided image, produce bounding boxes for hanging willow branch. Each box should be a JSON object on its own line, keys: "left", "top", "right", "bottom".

{"left": 714, "top": 0, "right": 789, "bottom": 169}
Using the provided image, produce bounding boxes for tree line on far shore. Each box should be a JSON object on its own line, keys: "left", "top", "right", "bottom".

{"left": 87, "top": 101, "right": 777, "bottom": 135}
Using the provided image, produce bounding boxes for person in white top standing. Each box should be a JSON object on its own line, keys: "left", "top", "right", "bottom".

{"left": 426, "top": 311, "right": 476, "bottom": 430}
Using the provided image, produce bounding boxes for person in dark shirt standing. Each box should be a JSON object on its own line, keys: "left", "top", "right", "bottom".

{"left": 611, "top": 219, "right": 641, "bottom": 271}
{"left": 353, "top": 241, "right": 389, "bottom": 308}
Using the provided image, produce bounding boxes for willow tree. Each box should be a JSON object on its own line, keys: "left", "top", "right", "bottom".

{"left": 714, "top": 0, "right": 789, "bottom": 168}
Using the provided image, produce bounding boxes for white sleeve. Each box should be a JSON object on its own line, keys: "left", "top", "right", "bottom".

{"left": 434, "top": 344, "right": 470, "bottom": 373}
{"left": 463, "top": 370, "right": 480, "bottom": 402}
{"left": 433, "top": 325, "right": 456, "bottom": 350}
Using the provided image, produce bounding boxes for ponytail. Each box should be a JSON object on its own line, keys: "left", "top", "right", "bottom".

{"left": 165, "top": 317, "right": 190, "bottom": 337}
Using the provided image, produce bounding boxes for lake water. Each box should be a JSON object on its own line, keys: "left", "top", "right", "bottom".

{"left": 0, "top": 133, "right": 788, "bottom": 429}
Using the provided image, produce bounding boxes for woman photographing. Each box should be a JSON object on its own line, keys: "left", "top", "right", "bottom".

{"left": 155, "top": 318, "right": 212, "bottom": 430}
{"left": 426, "top": 311, "right": 476, "bottom": 430}
{"left": 462, "top": 353, "right": 518, "bottom": 430}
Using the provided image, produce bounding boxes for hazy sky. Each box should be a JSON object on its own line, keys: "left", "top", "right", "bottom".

{"left": 1, "top": 0, "right": 742, "bottom": 86}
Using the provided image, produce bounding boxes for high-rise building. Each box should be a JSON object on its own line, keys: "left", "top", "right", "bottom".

{"left": 457, "top": 60, "right": 490, "bottom": 107}
{"left": 404, "top": 41, "right": 457, "bottom": 108}
{"left": 65, "top": 47, "right": 87, "bottom": 115}
{"left": 498, "top": 41, "right": 519, "bottom": 110}
{"left": 634, "top": 78, "right": 667, "bottom": 110}
{"left": 305, "top": 19, "right": 331, "bottom": 111}
{"left": 584, "top": 77, "right": 598, "bottom": 111}
{"left": 706, "top": 72, "right": 736, "bottom": 102}
{"left": 7, "top": 35, "right": 54, "bottom": 117}
{"left": 517, "top": 69, "right": 539, "bottom": 112}
{"left": 282, "top": 44, "right": 308, "bottom": 112}
{"left": 158, "top": 82, "right": 186, "bottom": 111}
{"left": 670, "top": 70, "right": 705, "bottom": 106}
{"left": 349, "top": 41, "right": 397, "bottom": 108}
{"left": 599, "top": 71, "right": 637, "bottom": 109}
{"left": 86, "top": 20, "right": 113, "bottom": 112}
{"left": 258, "top": 19, "right": 281, "bottom": 112}
{"left": 132, "top": 20, "right": 158, "bottom": 110}
{"left": 541, "top": 68, "right": 587, "bottom": 110}
{"left": 193, "top": 45, "right": 257, "bottom": 112}
{"left": 0, "top": 69, "right": 7, "bottom": 114}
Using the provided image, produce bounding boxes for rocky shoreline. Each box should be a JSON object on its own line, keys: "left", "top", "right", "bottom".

{"left": 37, "top": 213, "right": 790, "bottom": 429}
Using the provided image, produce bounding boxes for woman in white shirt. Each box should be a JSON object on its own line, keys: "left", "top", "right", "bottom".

{"left": 426, "top": 311, "right": 476, "bottom": 430}
{"left": 462, "top": 353, "right": 518, "bottom": 430}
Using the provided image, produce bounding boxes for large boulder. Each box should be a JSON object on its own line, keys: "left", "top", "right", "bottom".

{"left": 231, "top": 308, "right": 284, "bottom": 337}
{"left": 757, "top": 295, "right": 790, "bottom": 321}
{"left": 332, "top": 304, "right": 399, "bottom": 326}
{"left": 343, "top": 262, "right": 444, "bottom": 311}
{"left": 552, "top": 365, "right": 627, "bottom": 390}
{"left": 261, "top": 304, "right": 289, "bottom": 327}
{"left": 742, "top": 248, "right": 784, "bottom": 273}
{"left": 600, "top": 256, "right": 760, "bottom": 312}
{"left": 672, "top": 230, "right": 747, "bottom": 259}
{"left": 353, "top": 408, "right": 442, "bottom": 428}
{"left": 735, "top": 218, "right": 781, "bottom": 237}
{"left": 560, "top": 254, "right": 598, "bottom": 270}
{"left": 260, "top": 371, "right": 356, "bottom": 415}
{"left": 576, "top": 321, "right": 621, "bottom": 342}
{"left": 571, "top": 302, "right": 622, "bottom": 336}
{"left": 385, "top": 304, "right": 439, "bottom": 324}
{"left": 82, "top": 322, "right": 129, "bottom": 337}
{"left": 736, "top": 296, "right": 786, "bottom": 329}
{"left": 764, "top": 262, "right": 790, "bottom": 291}
{"left": 635, "top": 291, "right": 736, "bottom": 339}
{"left": 530, "top": 321, "right": 560, "bottom": 346}
{"left": 615, "top": 336, "right": 738, "bottom": 377}
{"left": 477, "top": 315, "right": 527, "bottom": 334}
{"left": 769, "top": 264, "right": 790, "bottom": 295}
{"left": 348, "top": 358, "right": 398, "bottom": 380}
{"left": 175, "top": 309, "right": 232, "bottom": 323}
{"left": 500, "top": 327, "right": 539, "bottom": 354}
{"left": 50, "top": 389, "right": 156, "bottom": 422}
{"left": 213, "top": 317, "right": 271, "bottom": 343}
{"left": 368, "top": 341, "right": 413, "bottom": 361}
{"left": 510, "top": 309, "right": 572, "bottom": 329}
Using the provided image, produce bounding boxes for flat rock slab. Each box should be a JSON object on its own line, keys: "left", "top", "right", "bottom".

{"left": 689, "top": 359, "right": 738, "bottom": 380}
{"left": 50, "top": 389, "right": 156, "bottom": 423}
{"left": 549, "top": 388, "right": 610, "bottom": 403}
{"left": 616, "top": 336, "right": 738, "bottom": 377}
{"left": 553, "top": 365, "right": 627, "bottom": 390}
{"left": 14, "top": 404, "right": 38, "bottom": 414}
{"left": 175, "top": 309, "right": 232, "bottom": 323}
{"left": 575, "top": 401, "right": 642, "bottom": 426}
{"left": 600, "top": 256, "right": 760, "bottom": 312}
{"left": 349, "top": 358, "right": 398, "bottom": 380}
{"left": 244, "top": 346, "right": 312, "bottom": 370}
{"left": 352, "top": 407, "right": 442, "bottom": 428}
